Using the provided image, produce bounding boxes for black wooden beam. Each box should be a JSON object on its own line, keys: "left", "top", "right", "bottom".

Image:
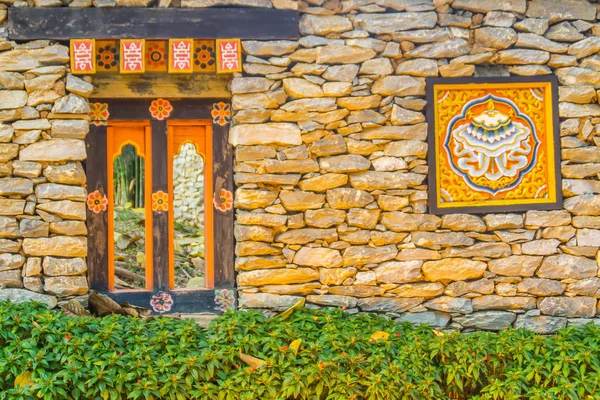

{"left": 8, "top": 8, "right": 299, "bottom": 40}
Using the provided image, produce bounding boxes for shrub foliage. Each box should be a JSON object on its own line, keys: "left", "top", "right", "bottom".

{"left": 1, "top": 301, "right": 600, "bottom": 399}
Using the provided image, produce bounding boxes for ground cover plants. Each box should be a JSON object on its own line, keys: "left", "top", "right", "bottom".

{"left": 1, "top": 300, "right": 600, "bottom": 399}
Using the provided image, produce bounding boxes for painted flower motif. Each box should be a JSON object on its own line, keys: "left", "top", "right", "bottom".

{"left": 149, "top": 99, "right": 173, "bottom": 120}
{"left": 215, "top": 289, "right": 235, "bottom": 313}
{"left": 88, "top": 103, "right": 109, "bottom": 126}
{"left": 87, "top": 190, "right": 108, "bottom": 214}
{"left": 151, "top": 190, "right": 169, "bottom": 212}
{"left": 213, "top": 188, "right": 233, "bottom": 212}
{"left": 211, "top": 102, "right": 231, "bottom": 126}
{"left": 150, "top": 291, "right": 173, "bottom": 313}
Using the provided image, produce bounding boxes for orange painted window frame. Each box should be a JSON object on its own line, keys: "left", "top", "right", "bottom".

{"left": 106, "top": 121, "right": 153, "bottom": 292}
{"left": 167, "top": 120, "right": 214, "bottom": 289}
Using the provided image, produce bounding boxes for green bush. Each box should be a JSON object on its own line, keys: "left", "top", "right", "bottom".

{"left": 1, "top": 301, "right": 600, "bottom": 399}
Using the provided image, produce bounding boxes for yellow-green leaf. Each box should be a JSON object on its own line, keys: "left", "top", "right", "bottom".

{"left": 275, "top": 298, "right": 305, "bottom": 320}
{"left": 239, "top": 352, "right": 266, "bottom": 369}
{"left": 369, "top": 331, "right": 389, "bottom": 342}
{"left": 14, "top": 371, "right": 33, "bottom": 389}
{"left": 290, "top": 339, "right": 302, "bottom": 356}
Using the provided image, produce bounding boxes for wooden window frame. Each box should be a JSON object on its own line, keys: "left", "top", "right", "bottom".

{"left": 86, "top": 99, "right": 234, "bottom": 313}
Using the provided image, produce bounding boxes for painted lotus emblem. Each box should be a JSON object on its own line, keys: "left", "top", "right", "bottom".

{"left": 444, "top": 95, "right": 540, "bottom": 195}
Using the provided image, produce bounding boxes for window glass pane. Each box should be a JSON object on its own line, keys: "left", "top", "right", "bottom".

{"left": 113, "top": 144, "right": 146, "bottom": 290}
{"left": 173, "top": 142, "right": 206, "bottom": 289}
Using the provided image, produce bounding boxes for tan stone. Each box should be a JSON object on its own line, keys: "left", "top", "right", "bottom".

{"left": 298, "top": 174, "right": 347, "bottom": 192}
{"left": 349, "top": 171, "right": 425, "bottom": 191}
{"left": 445, "top": 279, "right": 494, "bottom": 297}
{"left": 396, "top": 248, "right": 441, "bottom": 261}
{"left": 517, "top": 278, "right": 565, "bottom": 296}
{"left": 49, "top": 221, "right": 87, "bottom": 236}
{"left": 515, "top": 33, "right": 568, "bottom": 53}
{"left": 275, "top": 228, "right": 337, "bottom": 245}
{"left": 375, "top": 260, "right": 422, "bottom": 284}
{"left": 231, "top": 77, "right": 274, "bottom": 94}
{"left": 441, "top": 214, "right": 486, "bottom": 233}
{"left": 234, "top": 188, "right": 278, "bottom": 210}
{"left": 309, "top": 135, "right": 346, "bottom": 157}
{"left": 337, "top": 95, "right": 380, "bottom": 111}
{"left": 43, "top": 276, "right": 88, "bottom": 297}
{"left": 488, "top": 255, "right": 542, "bottom": 277}
{"left": 577, "top": 228, "right": 600, "bottom": 247}
{"left": 242, "top": 41, "right": 298, "bottom": 56}
{"left": 389, "top": 282, "right": 443, "bottom": 298}
{"left": 538, "top": 297, "right": 596, "bottom": 318}
{"left": 383, "top": 140, "right": 427, "bottom": 157}
{"left": 376, "top": 195, "right": 409, "bottom": 211}
{"left": 556, "top": 67, "right": 600, "bottom": 88}
{"left": 326, "top": 188, "right": 374, "bottom": 209}
{"left": 42, "top": 257, "right": 86, "bottom": 276}
{"left": 238, "top": 268, "right": 318, "bottom": 286}
{"left": 237, "top": 211, "right": 287, "bottom": 228}
{"left": 412, "top": 232, "right": 474, "bottom": 247}
{"left": 235, "top": 255, "right": 287, "bottom": 271}
{"left": 316, "top": 44, "right": 376, "bottom": 64}
{"left": 343, "top": 244, "right": 397, "bottom": 267}
{"left": 0, "top": 199, "right": 25, "bottom": 216}
{"left": 0, "top": 144, "right": 18, "bottom": 162}
{"left": 234, "top": 225, "right": 274, "bottom": 243}
{"left": 357, "top": 123, "right": 427, "bottom": 141}
{"left": 566, "top": 277, "right": 600, "bottom": 297}
{"left": 23, "top": 236, "right": 86, "bottom": 257}
{"left": 327, "top": 285, "right": 385, "bottom": 298}
{"left": 261, "top": 283, "right": 319, "bottom": 296}
{"left": 36, "top": 200, "right": 86, "bottom": 221}
{"left": 527, "top": 0, "right": 596, "bottom": 22}
{"left": 452, "top": 0, "right": 526, "bottom": 13}
{"left": 0, "top": 253, "right": 25, "bottom": 272}
{"left": 422, "top": 258, "right": 487, "bottom": 282}
{"left": 537, "top": 255, "right": 597, "bottom": 279}
{"left": 475, "top": 27, "right": 517, "bottom": 49}
{"left": 43, "top": 162, "right": 86, "bottom": 185}
{"left": 0, "top": 270, "right": 22, "bottom": 288}
{"left": 370, "top": 231, "right": 409, "bottom": 246}
{"left": 319, "top": 154, "right": 370, "bottom": 173}
{"left": 495, "top": 49, "right": 550, "bottom": 64}
{"left": 442, "top": 242, "right": 511, "bottom": 258}
{"left": 371, "top": 76, "right": 425, "bottom": 96}
{"left": 280, "top": 190, "right": 325, "bottom": 211}
{"left": 0, "top": 90, "right": 27, "bottom": 110}
{"left": 230, "top": 123, "right": 301, "bottom": 146}
{"left": 564, "top": 164, "right": 600, "bottom": 180}
{"left": 483, "top": 213, "right": 523, "bottom": 230}
{"left": 19, "top": 139, "right": 86, "bottom": 162}
{"left": 395, "top": 58, "right": 438, "bottom": 77}
{"left": 0, "top": 216, "right": 19, "bottom": 239}
{"left": 235, "top": 242, "right": 282, "bottom": 257}
{"left": 472, "top": 295, "right": 536, "bottom": 311}
{"left": 293, "top": 246, "right": 343, "bottom": 268}
{"left": 381, "top": 212, "right": 441, "bottom": 232}
{"left": 564, "top": 194, "right": 600, "bottom": 216}
{"left": 236, "top": 145, "right": 276, "bottom": 162}
{"left": 354, "top": 12, "right": 437, "bottom": 34}
{"left": 304, "top": 209, "right": 346, "bottom": 228}
{"left": 439, "top": 63, "right": 475, "bottom": 77}
{"left": 319, "top": 267, "right": 356, "bottom": 285}
{"left": 0, "top": 178, "right": 33, "bottom": 196}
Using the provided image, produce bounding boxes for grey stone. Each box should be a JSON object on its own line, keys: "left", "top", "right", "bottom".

{"left": 454, "top": 311, "right": 516, "bottom": 331}
{"left": 0, "top": 288, "right": 57, "bottom": 308}
{"left": 396, "top": 311, "right": 451, "bottom": 328}
{"left": 515, "top": 315, "right": 566, "bottom": 334}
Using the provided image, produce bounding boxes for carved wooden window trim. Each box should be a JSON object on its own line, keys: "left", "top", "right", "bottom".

{"left": 86, "top": 99, "right": 234, "bottom": 313}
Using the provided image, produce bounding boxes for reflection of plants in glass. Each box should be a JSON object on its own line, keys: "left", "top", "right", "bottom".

{"left": 113, "top": 145, "right": 144, "bottom": 209}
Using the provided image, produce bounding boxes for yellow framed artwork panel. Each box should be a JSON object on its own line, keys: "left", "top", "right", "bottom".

{"left": 426, "top": 76, "right": 562, "bottom": 214}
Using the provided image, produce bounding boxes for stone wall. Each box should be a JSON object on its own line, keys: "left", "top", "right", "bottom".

{"left": 0, "top": 40, "right": 91, "bottom": 308}
{"left": 231, "top": 0, "right": 600, "bottom": 333}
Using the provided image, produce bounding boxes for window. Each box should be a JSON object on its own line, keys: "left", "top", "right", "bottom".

{"left": 86, "top": 100, "right": 234, "bottom": 313}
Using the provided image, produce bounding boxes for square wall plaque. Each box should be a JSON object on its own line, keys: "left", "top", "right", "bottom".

{"left": 426, "top": 76, "right": 562, "bottom": 214}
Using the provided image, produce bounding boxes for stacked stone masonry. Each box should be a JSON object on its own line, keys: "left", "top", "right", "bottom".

{"left": 230, "top": 0, "right": 600, "bottom": 334}
{"left": 0, "top": 40, "right": 91, "bottom": 309}
{"left": 1, "top": 0, "right": 600, "bottom": 333}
